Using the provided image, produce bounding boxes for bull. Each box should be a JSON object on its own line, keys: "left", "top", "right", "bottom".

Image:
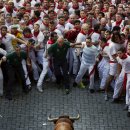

{"left": 48, "top": 114, "right": 80, "bottom": 130}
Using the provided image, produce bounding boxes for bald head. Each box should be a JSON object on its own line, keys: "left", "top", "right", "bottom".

{"left": 57, "top": 36, "right": 64, "bottom": 44}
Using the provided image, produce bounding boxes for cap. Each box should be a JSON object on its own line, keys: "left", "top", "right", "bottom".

{"left": 11, "top": 25, "right": 19, "bottom": 29}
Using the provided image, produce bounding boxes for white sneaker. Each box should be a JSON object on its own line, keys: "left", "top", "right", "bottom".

{"left": 104, "top": 94, "right": 108, "bottom": 101}
{"left": 37, "top": 86, "right": 43, "bottom": 93}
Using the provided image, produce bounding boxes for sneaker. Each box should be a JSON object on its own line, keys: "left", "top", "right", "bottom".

{"left": 65, "top": 89, "right": 70, "bottom": 94}
{"left": 73, "top": 82, "right": 77, "bottom": 87}
{"left": 111, "top": 98, "right": 120, "bottom": 103}
{"left": 89, "top": 89, "right": 95, "bottom": 93}
{"left": 37, "top": 86, "right": 43, "bottom": 93}
{"left": 127, "top": 112, "right": 130, "bottom": 117}
{"left": 123, "top": 105, "right": 128, "bottom": 111}
{"left": 79, "top": 81, "right": 85, "bottom": 88}
{"left": 27, "top": 85, "right": 32, "bottom": 91}
{"left": 5, "top": 94, "right": 12, "bottom": 100}
{"left": 104, "top": 94, "right": 108, "bottom": 101}
{"left": 0, "top": 93, "right": 3, "bottom": 97}
{"left": 46, "top": 78, "right": 51, "bottom": 82}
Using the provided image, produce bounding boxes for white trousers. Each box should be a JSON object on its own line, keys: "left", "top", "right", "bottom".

{"left": 22, "top": 60, "right": 31, "bottom": 86}
{"left": 0, "top": 67, "right": 3, "bottom": 95}
{"left": 109, "top": 62, "right": 117, "bottom": 76}
{"left": 37, "top": 58, "right": 49, "bottom": 87}
{"left": 98, "top": 59, "right": 110, "bottom": 89}
{"left": 126, "top": 74, "right": 130, "bottom": 105}
{"left": 72, "top": 49, "right": 80, "bottom": 75}
{"left": 36, "top": 49, "right": 44, "bottom": 65}
{"left": 66, "top": 48, "right": 74, "bottom": 74}
{"left": 113, "top": 70, "right": 125, "bottom": 99}
{"left": 75, "top": 63, "right": 95, "bottom": 89}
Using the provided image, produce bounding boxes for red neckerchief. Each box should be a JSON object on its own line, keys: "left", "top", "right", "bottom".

{"left": 57, "top": 5, "right": 62, "bottom": 9}
{"left": 68, "top": 20, "right": 73, "bottom": 25}
{"left": 116, "top": 20, "right": 122, "bottom": 26}
{"left": 33, "top": 31, "right": 39, "bottom": 37}
{"left": 6, "top": 6, "right": 13, "bottom": 13}
{"left": 102, "top": 43, "right": 109, "bottom": 50}
{"left": 102, "top": 8, "right": 108, "bottom": 12}
{"left": 84, "top": 17, "right": 89, "bottom": 23}
{"left": 43, "top": 21, "right": 49, "bottom": 27}
{"left": 74, "top": 27, "right": 81, "bottom": 32}
{"left": 72, "top": 5, "right": 79, "bottom": 10}
{"left": 47, "top": 39, "right": 55, "bottom": 44}
{"left": 11, "top": 30, "right": 19, "bottom": 36}
{"left": 88, "top": 29, "right": 94, "bottom": 36}
{"left": 127, "top": 53, "right": 130, "bottom": 56}
{"left": 43, "top": 6, "right": 48, "bottom": 10}
{"left": 107, "top": 37, "right": 111, "bottom": 41}
{"left": 80, "top": 16, "right": 87, "bottom": 20}
{"left": 58, "top": 23, "right": 65, "bottom": 27}
{"left": 80, "top": 30, "right": 86, "bottom": 35}
{"left": 120, "top": 53, "right": 128, "bottom": 59}
{"left": 50, "top": 27, "right": 56, "bottom": 32}
{"left": 26, "top": 20, "right": 33, "bottom": 26}
{"left": 25, "top": 10, "right": 31, "bottom": 13}
{"left": 24, "top": 34, "right": 33, "bottom": 38}
{"left": 33, "top": 17, "right": 40, "bottom": 23}
{"left": 40, "top": 0, "right": 43, "bottom": 3}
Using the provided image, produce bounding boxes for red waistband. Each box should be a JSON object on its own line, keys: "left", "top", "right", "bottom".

{"left": 109, "top": 61, "right": 117, "bottom": 63}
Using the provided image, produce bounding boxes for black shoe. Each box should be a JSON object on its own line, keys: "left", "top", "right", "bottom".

{"left": 23, "top": 88, "right": 29, "bottom": 94}
{"left": 97, "top": 88, "right": 105, "bottom": 92}
{"left": 123, "top": 105, "right": 128, "bottom": 111}
{"left": 89, "top": 89, "right": 95, "bottom": 93}
{"left": 111, "top": 98, "right": 120, "bottom": 103}
{"left": 5, "top": 94, "right": 12, "bottom": 100}
{"left": 65, "top": 89, "right": 70, "bottom": 94}
{"left": 73, "top": 82, "right": 77, "bottom": 87}
{"left": 127, "top": 112, "right": 130, "bottom": 117}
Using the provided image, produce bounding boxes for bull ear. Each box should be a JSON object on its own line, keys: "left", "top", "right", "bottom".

{"left": 48, "top": 114, "right": 59, "bottom": 122}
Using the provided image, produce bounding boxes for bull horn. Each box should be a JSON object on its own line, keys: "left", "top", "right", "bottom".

{"left": 48, "top": 114, "right": 59, "bottom": 122}
{"left": 69, "top": 114, "right": 80, "bottom": 120}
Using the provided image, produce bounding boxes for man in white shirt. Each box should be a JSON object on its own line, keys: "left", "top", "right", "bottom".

{"left": 73, "top": 37, "right": 99, "bottom": 93}
{"left": 116, "top": 48, "right": 130, "bottom": 117}
{"left": 0, "top": 47, "right": 7, "bottom": 96}
{"left": 72, "top": 23, "right": 89, "bottom": 76}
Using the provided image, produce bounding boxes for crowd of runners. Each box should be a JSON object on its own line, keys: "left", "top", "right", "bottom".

{"left": 0, "top": 0, "right": 130, "bottom": 116}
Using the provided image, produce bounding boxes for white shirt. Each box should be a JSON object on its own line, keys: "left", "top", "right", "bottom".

{"left": 1, "top": 33, "right": 15, "bottom": 53}
{"left": 13, "top": 0, "right": 24, "bottom": 9}
{"left": 117, "top": 56, "right": 130, "bottom": 73}
{"left": 56, "top": 24, "right": 65, "bottom": 35}
{"left": 65, "top": 22, "right": 74, "bottom": 31}
{"left": 0, "top": 48, "right": 7, "bottom": 56}
{"left": 32, "top": 30, "right": 45, "bottom": 48}
{"left": 76, "top": 32, "right": 88, "bottom": 43}
{"left": 91, "top": 32, "right": 100, "bottom": 43}
{"left": 1, "top": 7, "right": 17, "bottom": 17}
{"left": 82, "top": 45, "right": 98, "bottom": 66}
{"left": 112, "top": 20, "right": 125, "bottom": 31}
{"left": 108, "top": 41, "right": 124, "bottom": 61}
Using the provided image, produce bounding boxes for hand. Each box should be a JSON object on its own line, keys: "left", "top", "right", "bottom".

{"left": 2, "top": 56, "right": 6, "bottom": 62}
{"left": 70, "top": 43, "right": 75, "bottom": 48}
{"left": 34, "top": 44, "right": 40, "bottom": 50}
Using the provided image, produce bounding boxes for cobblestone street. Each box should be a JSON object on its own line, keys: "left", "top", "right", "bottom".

{"left": 0, "top": 81, "right": 130, "bottom": 130}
